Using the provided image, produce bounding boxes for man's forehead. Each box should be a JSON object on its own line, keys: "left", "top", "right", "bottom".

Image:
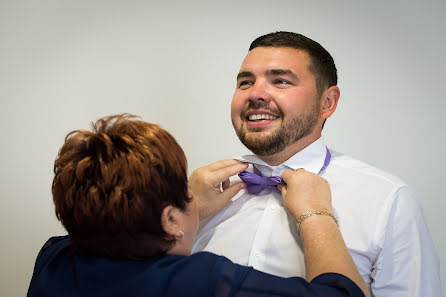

{"left": 239, "top": 47, "right": 311, "bottom": 73}
{"left": 237, "top": 69, "right": 298, "bottom": 80}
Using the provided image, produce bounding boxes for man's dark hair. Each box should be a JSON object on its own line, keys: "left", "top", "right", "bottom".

{"left": 249, "top": 31, "right": 337, "bottom": 96}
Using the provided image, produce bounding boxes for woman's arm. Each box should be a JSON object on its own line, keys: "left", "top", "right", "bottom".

{"left": 280, "top": 169, "right": 370, "bottom": 297}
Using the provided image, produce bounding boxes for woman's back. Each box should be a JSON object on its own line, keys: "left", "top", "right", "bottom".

{"left": 28, "top": 236, "right": 362, "bottom": 297}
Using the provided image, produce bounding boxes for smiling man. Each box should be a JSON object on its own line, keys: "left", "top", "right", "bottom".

{"left": 231, "top": 46, "right": 336, "bottom": 165}
{"left": 191, "top": 32, "right": 441, "bottom": 297}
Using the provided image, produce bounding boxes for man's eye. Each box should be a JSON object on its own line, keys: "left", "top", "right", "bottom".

{"left": 238, "top": 80, "right": 253, "bottom": 88}
{"left": 275, "top": 79, "right": 290, "bottom": 85}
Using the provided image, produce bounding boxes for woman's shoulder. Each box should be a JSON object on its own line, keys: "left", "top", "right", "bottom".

{"left": 161, "top": 251, "right": 245, "bottom": 273}
{"left": 32, "top": 236, "right": 71, "bottom": 274}
{"left": 40, "top": 235, "right": 70, "bottom": 251}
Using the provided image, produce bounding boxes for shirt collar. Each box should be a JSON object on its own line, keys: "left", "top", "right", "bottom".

{"left": 235, "top": 137, "right": 328, "bottom": 176}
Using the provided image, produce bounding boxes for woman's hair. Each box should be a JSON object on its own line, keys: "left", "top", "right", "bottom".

{"left": 52, "top": 114, "right": 190, "bottom": 259}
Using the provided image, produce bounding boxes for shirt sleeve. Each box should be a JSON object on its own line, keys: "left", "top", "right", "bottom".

{"left": 371, "top": 186, "right": 441, "bottom": 297}
{"left": 213, "top": 256, "right": 365, "bottom": 297}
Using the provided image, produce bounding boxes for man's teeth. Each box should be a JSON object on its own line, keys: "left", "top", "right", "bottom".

{"left": 248, "top": 114, "right": 278, "bottom": 121}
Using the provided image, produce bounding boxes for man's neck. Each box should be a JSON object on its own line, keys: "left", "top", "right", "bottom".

{"left": 257, "top": 133, "right": 321, "bottom": 166}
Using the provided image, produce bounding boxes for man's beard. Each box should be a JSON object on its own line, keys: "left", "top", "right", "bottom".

{"left": 233, "top": 101, "right": 320, "bottom": 156}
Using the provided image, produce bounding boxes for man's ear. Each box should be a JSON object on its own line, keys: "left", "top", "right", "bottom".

{"left": 161, "top": 205, "right": 182, "bottom": 237}
{"left": 320, "top": 85, "right": 340, "bottom": 120}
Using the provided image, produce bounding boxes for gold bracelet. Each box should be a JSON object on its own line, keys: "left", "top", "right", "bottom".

{"left": 296, "top": 210, "right": 338, "bottom": 233}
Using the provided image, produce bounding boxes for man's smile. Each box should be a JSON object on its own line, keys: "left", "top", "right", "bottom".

{"left": 247, "top": 114, "right": 279, "bottom": 121}
{"left": 243, "top": 109, "right": 280, "bottom": 128}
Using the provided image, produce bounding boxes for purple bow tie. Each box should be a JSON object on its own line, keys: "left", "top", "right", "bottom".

{"left": 237, "top": 148, "right": 332, "bottom": 195}
{"left": 238, "top": 166, "right": 284, "bottom": 194}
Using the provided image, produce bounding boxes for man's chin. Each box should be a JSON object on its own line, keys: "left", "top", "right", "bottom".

{"left": 242, "top": 131, "right": 274, "bottom": 144}
{"left": 244, "top": 124, "right": 277, "bottom": 134}
{"left": 241, "top": 138, "right": 284, "bottom": 156}
{"left": 241, "top": 133, "right": 277, "bottom": 151}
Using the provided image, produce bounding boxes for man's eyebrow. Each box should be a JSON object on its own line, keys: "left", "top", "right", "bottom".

{"left": 267, "top": 69, "right": 298, "bottom": 79}
{"left": 236, "top": 71, "right": 254, "bottom": 80}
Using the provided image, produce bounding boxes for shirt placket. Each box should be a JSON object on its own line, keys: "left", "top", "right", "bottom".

{"left": 247, "top": 166, "right": 284, "bottom": 270}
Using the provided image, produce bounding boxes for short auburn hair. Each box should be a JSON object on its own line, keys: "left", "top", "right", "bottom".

{"left": 249, "top": 31, "right": 337, "bottom": 96}
{"left": 52, "top": 114, "right": 190, "bottom": 259}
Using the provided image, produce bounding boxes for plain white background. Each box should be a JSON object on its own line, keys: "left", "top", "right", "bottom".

{"left": 1, "top": 0, "right": 444, "bottom": 296}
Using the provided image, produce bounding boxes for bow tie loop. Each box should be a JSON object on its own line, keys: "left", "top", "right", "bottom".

{"left": 238, "top": 166, "right": 284, "bottom": 194}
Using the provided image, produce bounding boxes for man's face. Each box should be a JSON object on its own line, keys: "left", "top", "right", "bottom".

{"left": 231, "top": 47, "right": 322, "bottom": 156}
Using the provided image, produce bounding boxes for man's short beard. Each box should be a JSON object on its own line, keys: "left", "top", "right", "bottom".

{"left": 233, "top": 104, "right": 320, "bottom": 156}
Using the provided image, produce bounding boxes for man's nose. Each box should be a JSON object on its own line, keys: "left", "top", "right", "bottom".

{"left": 248, "top": 80, "right": 272, "bottom": 103}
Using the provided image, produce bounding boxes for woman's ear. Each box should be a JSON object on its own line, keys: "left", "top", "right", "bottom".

{"left": 161, "top": 205, "right": 182, "bottom": 237}
{"left": 320, "top": 85, "right": 340, "bottom": 120}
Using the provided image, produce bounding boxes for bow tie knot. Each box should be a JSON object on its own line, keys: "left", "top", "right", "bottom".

{"left": 237, "top": 147, "right": 331, "bottom": 195}
{"left": 238, "top": 166, "right": 284, "bottom": 194}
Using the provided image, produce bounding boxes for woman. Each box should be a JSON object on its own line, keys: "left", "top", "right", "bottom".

{"left": 27, "top": 114, "right": 369, "bottom": 297}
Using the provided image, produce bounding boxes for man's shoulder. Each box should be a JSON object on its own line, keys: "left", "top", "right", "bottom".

{"left": 328, "top": 149, "right": 408, "bottom": 189}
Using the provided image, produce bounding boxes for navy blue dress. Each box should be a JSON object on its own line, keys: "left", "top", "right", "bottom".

{"left": 27, "top": 236, "right": 364, "bottom": 297}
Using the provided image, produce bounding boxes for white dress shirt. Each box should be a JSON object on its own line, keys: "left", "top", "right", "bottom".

{"left": 193, "top": 138, "right": 441, "bottom": 297}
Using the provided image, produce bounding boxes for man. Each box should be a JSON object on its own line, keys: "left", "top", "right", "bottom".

{"left": 190, "top": 32, "right": 441, "bottom": 297}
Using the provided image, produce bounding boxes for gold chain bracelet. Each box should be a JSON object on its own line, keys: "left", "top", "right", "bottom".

{"left": 296, "top": 210, "right": 338, "bottom": 233}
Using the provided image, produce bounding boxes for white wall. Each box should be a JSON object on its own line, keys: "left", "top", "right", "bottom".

{"left": 1, "top": 0, "right": 444, "bottom": 296}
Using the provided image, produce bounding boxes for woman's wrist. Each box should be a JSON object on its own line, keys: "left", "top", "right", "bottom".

{"left": 296, "top": 210, "right": 338, "bottom": 233}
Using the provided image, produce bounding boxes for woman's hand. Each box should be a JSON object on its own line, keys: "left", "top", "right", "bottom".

{"left": 280, "top": 169, "right": 333, "bottom": 219}
{"left": 188, "top": 159, "right": 247, "bottom": 220}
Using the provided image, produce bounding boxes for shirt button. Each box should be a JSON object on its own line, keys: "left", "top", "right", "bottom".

{"left": 255, "top": 252, "right": 261, "bottom": 258}
{"left": 270, "top": 204, "right": 276, "bottom": 210}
